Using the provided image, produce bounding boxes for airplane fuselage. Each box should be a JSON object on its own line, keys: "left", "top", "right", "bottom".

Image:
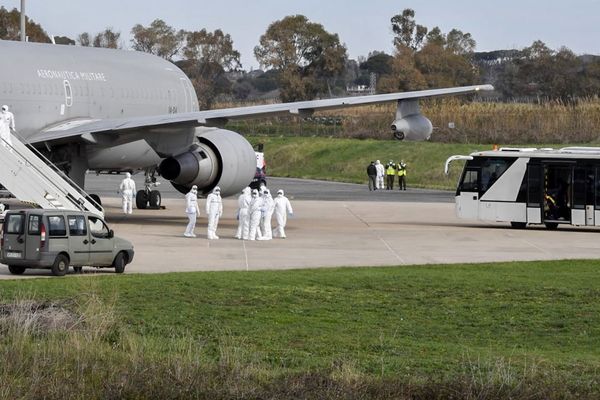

{"left": 0, "top": 40, "right": 199, "bottom": 170}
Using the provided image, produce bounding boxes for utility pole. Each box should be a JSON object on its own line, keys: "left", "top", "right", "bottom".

{"left": 20, "top": 0, "right": 26, "bottom": 42}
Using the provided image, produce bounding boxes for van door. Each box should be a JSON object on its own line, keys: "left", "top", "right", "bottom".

{"left": 67, "top": 215, "right": 90, "bottom": 266}
{"left": 87, "top": 216, "right": 114, "bottom": 265}
{"left": 2, "top": 213, "right": 25, "bottom": 260}
{"left": 25, "top": 214, "right": 43, "bottom": 260}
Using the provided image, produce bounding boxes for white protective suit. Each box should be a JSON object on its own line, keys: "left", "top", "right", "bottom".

{"left": 184, "top": 186, "right": 200, "bottom": 237}
{"left": 119, "top": 172, "right": 136, "bottom": 214}
{"left": 259, "top": 189, "right": 275, "bottom": 240}
{"left": 248, "top": 189, "right": 263, "bottom": 241}
{"left": 235, "top": 187, "right": 252, "bottom": 240}
{"left": 375, "top": 160, "right": 385, "bottom": 190}
{"left": 0, "top": 105, "right": 15, "bottom": 149}
{"left": 273, "top": 190, "right": 294, "bottom": 239}
{"left": 205, "top": 186, "right": 223, "bottom": 240}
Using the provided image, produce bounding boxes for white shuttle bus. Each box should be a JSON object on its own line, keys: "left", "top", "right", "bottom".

{"left": 445, "top": 147, "right": 600, "bottom": 229}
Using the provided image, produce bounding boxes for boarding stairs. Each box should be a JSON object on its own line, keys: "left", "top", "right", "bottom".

{"left": 0, "top": 132, "right": 104, "bottom": 218}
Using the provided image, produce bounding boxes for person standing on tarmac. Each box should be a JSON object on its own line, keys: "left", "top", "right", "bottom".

{"left": 248, "top": 188, "right": 263, "bottom": 240}
{"left": 205, "top": 186, "right": 223, "bottom": 240}
{"left": 385, "top": 160, "right": 396, "bottom": 190}
{"left": 273, "top": 189, "right": 293, "bottom": 239}
{"left": 184, "top": 185, "right": 200, "bottom": 238}
{"left": 235, "top": 187, "right": 252, "bottom": 240}
{"left": 259, "top": 188, "right": 275, "bottom": 240}
{"left": 0, "top": 105, "right": 15, "bottom": 149}
{"left": 118, "top": 172, "right": 136, "bottom": 214}
{"left": 375, "top": 160, "right": 385, "bottom": 190}
{"left": 397, "top": 160, "right": 407, "bottom": 190}
{"left": 367, "top": 161, "right": 377, "bottom": 191}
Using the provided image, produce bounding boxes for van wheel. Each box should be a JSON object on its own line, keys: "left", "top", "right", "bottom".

{"left": 113, "top": 252, "right": 126, "bottom": 274}
{"left": 8, "top": 265, "right": 25, "bottom": 275}
{"left": 51, "top": 254, "right": 69, "bottom": 276}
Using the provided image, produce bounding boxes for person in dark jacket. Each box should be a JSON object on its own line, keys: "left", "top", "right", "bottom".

{"left": 367, "top": 161, "right": 377, "bottom": 191}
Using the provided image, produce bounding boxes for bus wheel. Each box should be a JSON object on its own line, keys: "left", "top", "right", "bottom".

{"left": 544, "top": 222, "right": 558, "bottom": 230}
{"left": 510, "top": 222, "right": 526, "bottom": 229}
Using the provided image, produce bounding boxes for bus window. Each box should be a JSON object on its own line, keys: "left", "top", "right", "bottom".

{"left": 481, "top": 159, "right": 512, "bottom": 191}
{"left": 527, "top": 164, "right": 542, "bottom": 207}
{"left": 459, "top": 169, "right": 479, "bottom": 192}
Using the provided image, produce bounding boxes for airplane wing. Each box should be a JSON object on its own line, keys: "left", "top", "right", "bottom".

{"left": 28, "top": 84, "right": 493, "bottom": 144}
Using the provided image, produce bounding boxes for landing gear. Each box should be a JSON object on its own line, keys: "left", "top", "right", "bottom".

{"left": 136, "top": 168, "right": 162, "bottom": 209}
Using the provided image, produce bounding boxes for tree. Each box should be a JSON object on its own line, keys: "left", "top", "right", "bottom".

{"left": 177, "top": 29, "right": 242, "bottom": 109}
{"left": 0, "top": 6, "right": 50, "bottom": 43}
{"left": 254, "top": 15, "right": 347, "bottom": 101}
{"left": 131, "top": 19, "right": 184, "bottom": 61}
{"left": 446, "top": 29, "right": 476, "bottom": 55}
{"left": 92, "top": 28, "right": 121, "bottom": 49}
{"left": 391, "top": 9, "right": 427, "bottom": 51}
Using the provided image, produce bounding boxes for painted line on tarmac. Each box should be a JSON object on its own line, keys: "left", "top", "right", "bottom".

{"left": 343, "top": 204, "right": 405, "bottom": 264}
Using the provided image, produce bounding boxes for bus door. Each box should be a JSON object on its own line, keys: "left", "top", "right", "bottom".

{"left": 542, "top": 164, "right": 572, "bottom": 224}
{"left": 456, "top": 167, "right": 480, "bottom": 220}
{"left": 572, "top": 167, "right": 595, "bottom": 226}
{"left": 526, "top": 164, "right": 543, "bottom": 224}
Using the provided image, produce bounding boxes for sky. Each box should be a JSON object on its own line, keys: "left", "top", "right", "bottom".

{"left": 3, "top": 0, "right": 600, "bottom": 69}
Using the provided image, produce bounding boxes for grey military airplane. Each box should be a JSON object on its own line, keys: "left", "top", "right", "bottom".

{"left": 0, "top": 39, "right": 493, "bottom": 208}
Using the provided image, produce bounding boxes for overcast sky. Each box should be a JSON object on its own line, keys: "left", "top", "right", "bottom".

{"left": 3, "top": 0, "right": 600, "bottom": 69}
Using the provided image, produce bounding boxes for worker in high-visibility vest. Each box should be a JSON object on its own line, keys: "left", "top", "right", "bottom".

{"left": 397, "top": 160, "right": 407, "bottom": 190}
{"left": 385, "top": 160, "right": 396, "bottom": 190}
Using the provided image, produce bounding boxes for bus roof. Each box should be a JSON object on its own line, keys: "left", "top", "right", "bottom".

{"left": 468, "top": 147, "right": 600, "bottom": 159}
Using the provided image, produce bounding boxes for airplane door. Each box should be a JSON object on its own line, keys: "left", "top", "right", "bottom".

{"left": 61, "top": 79, "right": 73, "bottom": 116}
{"left": 180, "top": 78, "right": 192, "bottom": 112}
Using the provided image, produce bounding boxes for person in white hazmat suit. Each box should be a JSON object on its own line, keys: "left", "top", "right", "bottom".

{"left": 118, "top": 172, "right": 136, "bottom": 214}
{"left": 205, "top": 186, "right": 223, "bottom": 240}
{"left": 375, "top": 160, "right": 385, "bottom": 190}
{"left": 248, "top": 188, "right": 264, "bottom": 241}
{"left": 0, "top": 105, "right": 15, "bottom": 149}
{"left": 235, "top": 187, "right": 252, "bottom": 240}
{"left": 273, "top": 189, "right": 294, "bottom": 238}
{"left": 259, "top": 188, "right": 275, "bottom": 240}
{"left": 184, "top": 185, "right": 200, "bottom": 237}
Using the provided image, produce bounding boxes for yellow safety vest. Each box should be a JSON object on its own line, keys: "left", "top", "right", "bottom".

{"left": 397, "top": 165, "right": 407, "bottom": 176}
{"left": 386, "top": 165, "right": 396, "bottom": 175}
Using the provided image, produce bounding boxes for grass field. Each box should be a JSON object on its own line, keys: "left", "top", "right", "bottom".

{"left": 244, "top": 136, "right": 592, "bottom": 190}
{"left": 1, "top": 261, "right": 600, "bottom": 398}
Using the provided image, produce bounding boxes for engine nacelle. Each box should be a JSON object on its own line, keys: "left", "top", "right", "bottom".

{"left": 390, "top": 114, "right": 433, "bottom": 141}
{"left": 159, "top": 128, "right": 256, "bottom": 197}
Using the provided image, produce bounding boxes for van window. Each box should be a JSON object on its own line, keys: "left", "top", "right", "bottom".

{"left": 5, "top": 214, "right": 24, "bottom": 234}
{"left": 48, "top": 216, "right": 67, "bottom": 237}
{"left": 68, "top": 215, "right": 87, "bottom": 236}
{"left": 88, "top": 217, "right": 109, "bottom": 238}
{"left": 28, "top": 215, "right": 41, "bottom": 235}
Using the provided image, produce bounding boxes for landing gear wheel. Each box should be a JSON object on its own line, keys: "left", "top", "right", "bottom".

{"left": 393, "top": 131, "right": 405, "bottom": 141}
{"left": 136, "top": 190, "right": 149, "bottom": 209}
{"left": 8, "top": 265, "right": 25, "bottom": 275}
{"left": 544, "top": 222, "right": 558, "bottom": 230}
{"left": 113, "top": 252, "right": 126, "bottom": 274}
{"left": 51, "top": 254, "right": 69, "bottom": 276}
{"left": 149, "top": 190, "right": 162, "bottom": 208}
{"left": 88, "top": 194, "right": 102, "bottom": 207}
{"left": 510, "top": 222, "right": 527, "bottom": 229}
{"left": 73, "top": 266, "right": 83, "bottom": 274}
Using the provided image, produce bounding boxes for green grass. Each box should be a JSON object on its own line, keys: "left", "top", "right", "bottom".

{"left": 1, "top": 260, "right": 600, "bottom": 399}
{"left": 245, "top": 136, "right": 591, "bottom": 189}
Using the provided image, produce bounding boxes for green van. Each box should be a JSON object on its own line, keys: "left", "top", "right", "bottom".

{"left": 1, "top": 209, "right": 134, "bottom": 276}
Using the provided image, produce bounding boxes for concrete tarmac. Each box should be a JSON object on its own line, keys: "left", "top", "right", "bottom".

{"left": 2, "top": 193, "right": 600, "bottom": 278}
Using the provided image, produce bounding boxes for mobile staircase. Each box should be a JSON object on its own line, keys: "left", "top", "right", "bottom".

{"left": 0, "top": 132, "right": 104, "bottom": 218}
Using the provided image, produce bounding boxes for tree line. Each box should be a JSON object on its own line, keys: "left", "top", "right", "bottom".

{"left": 1, "top": 6, "right": 599, "bottom": 107}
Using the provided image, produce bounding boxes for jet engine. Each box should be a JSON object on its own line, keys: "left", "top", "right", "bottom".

{"left": 390, "top": 99, "right": 433, "bottom": 141}
{"left": 391, "top": 114, "right": 433, "bottom": 141}
{"left": 159, "top": 128, "right": 256, "bottom": 197}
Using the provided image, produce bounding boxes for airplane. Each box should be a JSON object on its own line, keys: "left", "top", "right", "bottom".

{"left": 0, "top": 39, "right": 493, "bottom": 208}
